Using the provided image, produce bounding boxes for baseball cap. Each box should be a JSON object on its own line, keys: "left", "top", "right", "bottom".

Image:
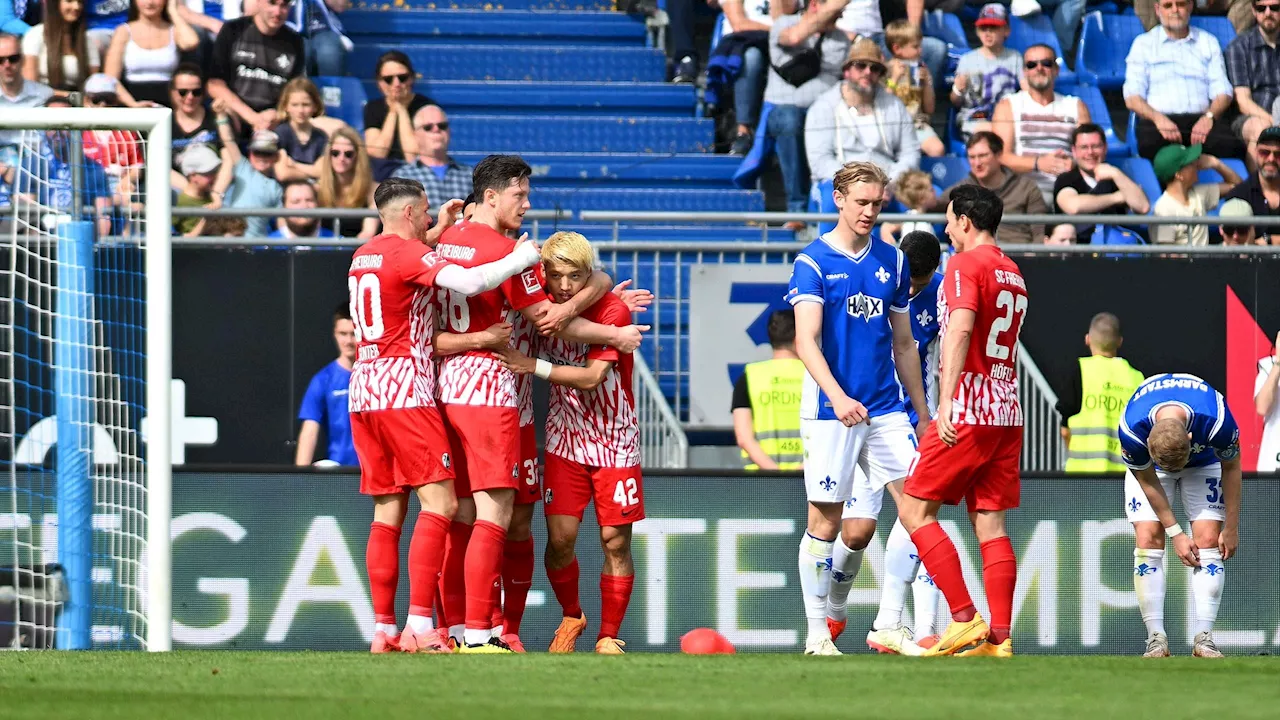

{"left": 1153, "top": 143, "right": 1202, "bottom": 185}
{"left": 179, "top": 143, "right": 222, "bottom": 175}
{"left": 1257, "top": 126, "right": 1280, "bottom": 146}
{"left": 1218, "top": 198, "right": 1254, "bottom": 220}
{"left": 248, "top": 129, "right": 279, "bottom": 154}
{"left": 976, "top": 3, "right": 1009, "bottom": 27}
{"left": 83, "top": 73, "right": 118, "bottom": 96}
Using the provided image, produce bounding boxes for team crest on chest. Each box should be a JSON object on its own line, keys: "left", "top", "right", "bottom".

{"left": 875, "top": 266, "right": 890, "bottom": 284}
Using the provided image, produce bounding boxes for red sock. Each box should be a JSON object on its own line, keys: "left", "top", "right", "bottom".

{"left": 438, "top": 521, "right": 472, "bottom": 628}
{"left": 910, "top": 523, "right": 976, "bottom": 622}
{"left": 502, "top": 537, "right": 536, "bottom": 637}
{"left": 981, "top": 536, "right": 1017, "bottom": 644}
{"left": 598, "top": 573, "right": 635, "bottom": 640}
{"left": 366, "top": 521, "right": 401, "bottom": 626}
{"left": 407, "top": 512, "right": 450, "bottom": 618}
{"left": 464, "top": 520, "right": 506, "bottom": 631}
{"left": 546, "top": 558, "right": 582, "bottom": 619}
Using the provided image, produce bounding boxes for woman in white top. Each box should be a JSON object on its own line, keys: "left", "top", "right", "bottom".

{"left": 104, "top": 0, "right": 198, "bottom": 107}
{"left": 22, "top": 0, "right": 99, "bottom": 92}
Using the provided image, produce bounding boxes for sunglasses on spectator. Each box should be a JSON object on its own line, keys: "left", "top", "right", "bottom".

{"left": 380, "top": 73, "right": 412, "bottom": 85}
{"left": 250, "top": 150, "right": 277, "bottom": 158}
{"left": 175, "top": 87, "right": 203, "bottom": 98}
{"left": 1025, "top": 59, "right": 1056, "bottom": 70}
{"left": 330, "top": 149, "right": 356, "bottom": 159}
{"left": 0, "top": 54, "right": 21, "bottom": 66}
{"left": 1257, "top": 3, "right": 1280, "bottom": 13}
{"left": 415, "top": 122, "right": 450, "bottom": 132}
{"left": 1258, "top": 147, "right": 1280, "bottom": 158}
{"left": 1222, "top": 225, "right": 1253, "bottom": 235}
{"left": 88, "top": 93, "right": 118, "bottom": 105}
{"left": 846, "top": 60, "right": 886, "bottom": 75}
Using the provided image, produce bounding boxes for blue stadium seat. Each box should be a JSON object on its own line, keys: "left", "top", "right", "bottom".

{"left": 530, "top": 187, "right": 765, "bottom": 213}
{"left": 348, "top": 44, "right": 667, "bottom": 83}
{"left": 409, "top": 81, "right": 696, "bottom": 117}
{"left": 1126, "top": 111, "right": 1140, "bottom": 158}
{"left": 1119, "top": 156, "right": 1162, "bottom": 208}
{"left": 341, "top": 9, "right": 645, "bottom": 47}
{"left": 1189, "top": 16, "right": 1235, "bottom": 52}
{"left": 1076, "top": 12, "right": 1143, "bottom": 90}
{"left": 313, "top": 76, "right": 367, "bottom": 131}
{"left": 946, "top": 106, "right": 966, "bottom": 156}
{"left": 1007, "top": 14, "right": 1076, "bottom": 84}
{"left": 923, "top": 11, "right": 969, "bottom": 79}
{"left": 1058, "top": 83, "right": 1128, "bottom": 157}
{"left": 809, "top": 179, "right": 837, "bottom": 235}
{"left": 564, "top": 223, "right": 795, "bottom": 242}
{"left": 448, "top": 115, "right": 714, "bottom": 153}
{"left": 376, "top": 0, "right": 614, "bottom": 9}
{"left": 451, "top": 152, "right": 739, "bottom": 188}
{"left": 1096, "top": 226, "right": 1146, "bottom": 245}
{"left": 733, "top": 103, "right": 775, "bottom": 189}
{"left": 920, "top": 155, "right": 970, "bottom": 190}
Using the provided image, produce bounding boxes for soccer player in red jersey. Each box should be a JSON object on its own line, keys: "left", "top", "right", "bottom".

{"left": 501, "top": 231, "right": 643, "bottom": 655}
{"left": 897, "top": 184, "right": 1029, "bottom": 658}
{"left": 348, "top": 178, "right": 541, "bottom": 654}
{"left": 434, "top": 156, "right": 647, "bottom": 652}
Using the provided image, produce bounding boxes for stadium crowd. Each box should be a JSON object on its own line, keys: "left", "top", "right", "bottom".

{"left": 0, "top": 0, "right": 1278, "bottom": 243}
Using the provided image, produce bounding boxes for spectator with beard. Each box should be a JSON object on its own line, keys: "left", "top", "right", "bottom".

{"left": 270, "top": 179, "right": 335, "bottom": 239}
{"left": 1054, "top": 123, "right": 1150, "bottom": 244}
{"left": 1226, "top": 0, "right": 1280, "bottom": 156}
{"left": 938, "top": 131, "right": 1048, "bottom": 244}
{"left": 1224, "top": 126, "right": 1280, "bottom": 242}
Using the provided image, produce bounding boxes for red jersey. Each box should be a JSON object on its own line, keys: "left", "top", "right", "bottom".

{"left": 82, "top": 131, "right": 143, "bottom": 175}
{"left": 543, "top": 293, "right": 639, "bottom": 467}
{"left": 435, "top": 220, "right": 546, "bottom": 408}
{"left": 347, "top": 234, "right": 451, "bottom": 412}
{"left": 938, "top": 244, "right": 1028, "bottom": 427}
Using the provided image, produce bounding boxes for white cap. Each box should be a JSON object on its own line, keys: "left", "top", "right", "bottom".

{"left": 83, "top": 73, "right": 119, "bottom": 95}
{"left": 180, "top": 144, "right": 222, "bottom": 175}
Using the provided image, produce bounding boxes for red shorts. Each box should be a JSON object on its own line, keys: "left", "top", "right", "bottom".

{"left": 515, "top": 423, "right": 541, "bottom": 505}
{"left": 544, "top": 453, "right": 645, "bottom": 526}
{"left": 351, "top": 406, "right": 455, "bottom": 496}
{"left": 441, "top": 404, "right": 520, "bottom": 498}
{"left": 904, "top": 423, "right": 1022, "bottom": 511}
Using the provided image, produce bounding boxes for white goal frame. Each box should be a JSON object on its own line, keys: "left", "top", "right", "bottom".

{"left": 2, "top": 108, "right": 173, "bottom": 651}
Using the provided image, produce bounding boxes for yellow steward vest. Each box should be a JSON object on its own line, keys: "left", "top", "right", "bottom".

{"left": 742, "top": 358, "right": 805, "bottom": 470}
{"left": 1065, "top": 356, "right": 1144, "bottom": 473}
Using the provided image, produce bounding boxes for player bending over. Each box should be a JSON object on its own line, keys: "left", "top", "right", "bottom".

{"left": 502, "top": 231, "right": 644, "bottom": 655}
{"left": 349, "top": 178, "right": 541, "bottom": 654}
{"left": 827, "top": 230, "right": 949, "bottom": 651}
{"left": 1120, "top": 373, "right": 1241, "bottom": 658}
{"left": 897, "top": 184, "right": 1028, "bottom": 658}
{"left": 434, "top": 155, "right": 647, "bottom": 653}
{"left": 788, "top": 161, "right": 932, "bottom": 656}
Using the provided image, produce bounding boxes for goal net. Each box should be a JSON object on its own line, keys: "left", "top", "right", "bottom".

{"left": 0, "top": 108, "right": 172, "bottom": 651}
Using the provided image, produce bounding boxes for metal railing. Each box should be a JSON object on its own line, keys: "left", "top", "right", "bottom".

{"left": 1017, "top": 343, "right": 1065, "bottom": 473}
{"left": 633, "top": 353, "right": 688, "bottom": 469}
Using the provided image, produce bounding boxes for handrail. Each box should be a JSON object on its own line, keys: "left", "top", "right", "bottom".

{"left": 578, "top": 210, "right": 1280, "bottom": 226}
{"left": 168, "top": 208, "right": 568, "bottom": 220}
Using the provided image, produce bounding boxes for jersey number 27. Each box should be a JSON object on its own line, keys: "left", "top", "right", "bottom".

{"left": 985, "top": 289, "right": 1027, "bottom": 361}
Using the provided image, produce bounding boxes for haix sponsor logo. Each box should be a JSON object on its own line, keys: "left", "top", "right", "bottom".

{"left": 350, "top": 254, "right": 383, "bottom": 270}
{"left": 438, "top": 244, "right": 477, "bottom": 261}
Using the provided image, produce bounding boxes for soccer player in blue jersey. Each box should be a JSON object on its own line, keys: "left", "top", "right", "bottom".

{"left": 295, "top": 304, "right": 358, "bottom": 466}
{"left": 788, "top": 162, "right": 932, "bottom": 656}
{"left": 1119, "top": 373, "right": 1241, "bottom": 658}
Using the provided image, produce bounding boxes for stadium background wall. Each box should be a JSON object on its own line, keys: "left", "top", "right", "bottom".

{"left": 154, "top": 471, "right": 1280, "bottom": 654}
{"left": 146, "top": 250, "right": 1280, "bottom": 465}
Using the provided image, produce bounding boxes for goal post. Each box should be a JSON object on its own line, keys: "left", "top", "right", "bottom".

{"left": 1, "top": 107, "right": 172, "bottom": 651}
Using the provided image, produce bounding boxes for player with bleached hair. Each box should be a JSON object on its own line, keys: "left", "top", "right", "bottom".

{"left": 1119, "top": 374, "right": 1241, "bottom": 658}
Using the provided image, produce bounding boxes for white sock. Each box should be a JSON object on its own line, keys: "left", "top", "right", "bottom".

{"left": 374, "top": 622, "right": 398, "bottom": 636}
{"left": 1134, "top": 548, "right": 1167, "bottom": 636}
{"left": 799, "top": 532, "right": 835, "bottom": 641}
{"left": 912, "top": 573, "right": 940, "bottom": 637}
{"left": 875, "top": 520, "right": 920, "bottom": 631}
{"left": 491, "top": 624, "right": 504, "bottom": 639}
{"left": 406, "top": 614, "right": 434, "bottom": 634}
{"left": 826, "top": 537, "right": 864, "bottom": 622}
{"left": 463, "top": 628, "right": 491, "bottom": 646}
{"left": 449, "top": 623, "right": 465, "bottom": 643}
{"left": 1191, "top": 548, "right": 1225, "bottom": 635}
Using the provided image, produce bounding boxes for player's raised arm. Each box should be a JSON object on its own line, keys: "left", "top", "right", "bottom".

{"left": 516, "top": 240, "right": 648, "bottom": 352}
{"left": 535, "top": 269, "right": 614, "bottom": 335}
{"left": 502, "top": 348, "right": 614, "bottom": 392}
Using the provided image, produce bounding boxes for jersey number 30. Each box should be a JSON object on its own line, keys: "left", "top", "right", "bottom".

{"left": 985, "top": 289, "right": 1028, "bottom": 361}
{"left": 349, "top": 274, "right": 384, "bottom": 341}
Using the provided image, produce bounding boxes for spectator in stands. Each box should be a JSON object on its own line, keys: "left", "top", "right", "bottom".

{"left": 716, "top": 0, "right": 784, "bottom": 155}
{"left": 1256, "top": 329, "right": 1280, "bottom": 472}
{"left": 271, "top": 179, "right": 335, "bottom": 239}
{"left": 1226, "top": 0, "right": 1280, "bottom": 158}
{"left": 214, "top": 106, "right": 284, "bottom": 237}
{"left": 1124, "top": 0, "right": 1241, "bottom": 161}
{"left": 952, "top": 4, "right": 1023, "bottom": 141}
{"left": 0, "top": 0, "right": 31, "bottom": 37}
{"left": 295, "top": 303, "right": 357, "bottom": 466}
{"left": 1053, "top": 123, "right": 1150, "bottom": 244}
{"left": 364, "top": 50, "right": 434, "bottom": 163}
{"left": 103, "top": 0, "right": 198, "bottom": 107}
{"left": 765, "top": 0, "right": 852, "bottom": 217}
{"left": 85, "top": 0, "right": 130, "bottom": 60}
{"left": 991, "top": 43, "right": 1088, "bottom": 205}
{"left": 17, "top": 95, "right": 114, "bottom": 236}
{"left": 805, "top": 40, "right": 920, "bottom": 188}
{"left": 880, "top": 168, "right": 935, "bottom": 244}
{"left": 82, "top": 73, "right": 146, "bottom": 216}
{"left": 391, "top": 105, "right": 474, "bottom": 208}
{"left": 285, "top": 0, "right": 351, "bottom": 78}
{"left": 169, "top": 63, "right": 233, "bottom": 201}
{"left": 1151, "top": 142, "right": 1242, "bottom": 244}
{"left": 668, "top": 0, "right": 754, "bottom": 84}
{"left": 173, "top": 142, "right": 222, "bottom": 237}
{"left": 834, "top": 0, "right": 947, "bottom": 89}
{"left": 0, "top": 33, "right": 54, "bottom": 152}
{"left": 1135, "top": 0, "right": 1253, "bottom": 35}
{"left": 22, "top": 0, "right": 98, "bottom": 92}
{"left": 1224, "top": 126, "right": 1280, "bottom": 241}
{"left": 1217, "top": 197, "right": 1261, "bottom": 244}
{"left": 173, "top": 0, "right": 223, "bottom": 73}
{"left": 317, "top": 125, "right": 377, "bottom": 239}
{"left": 208, "top": 0, "right": 304, "bottom": 133}
{"left": 1044, "top": 222, "right": 1077, "bottom": 243}
{"left": 939, "top": 131, "right": 1048, "bottom": 244}
{"left": 732, "top": 308, "right": 804, "bottom": 470}
{"left": 272, "top": 76, "right": 329, "bottom": 182}
{"left": 883, "top": 19, "right": 941, "bottom": 158}
{"left": 1012, "top": 0, "right": 1087, "bottom": 56}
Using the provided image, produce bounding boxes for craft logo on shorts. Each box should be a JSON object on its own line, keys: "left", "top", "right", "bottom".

{"left": 846, "top": 292, "right": 883, "bottom": 321}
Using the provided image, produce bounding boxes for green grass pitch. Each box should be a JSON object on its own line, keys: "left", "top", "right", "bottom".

{"left": 2, "top": 652, "right": 1279, "bottom": 719}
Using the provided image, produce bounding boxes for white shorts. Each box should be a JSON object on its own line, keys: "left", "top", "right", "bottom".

{"left": 840, "top": 466, "right": 885, "bottom": 520}
{"left": 1123, "top": 464, "right": 1226, "bottom": 524}
{"left": 802, "top": 412, "right": 918, "bottom": 504}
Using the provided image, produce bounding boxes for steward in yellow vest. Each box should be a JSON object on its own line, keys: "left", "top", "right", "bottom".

{"left": 733, "top": 310, "right": 805, "bottom": 470}
{"left": 1059, "top": 313, "right": 1144, "bottom": 472}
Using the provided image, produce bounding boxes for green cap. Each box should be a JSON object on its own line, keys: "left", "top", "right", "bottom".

{"left": 1153, "top": 143, "right": 1202, "bottom": 185}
